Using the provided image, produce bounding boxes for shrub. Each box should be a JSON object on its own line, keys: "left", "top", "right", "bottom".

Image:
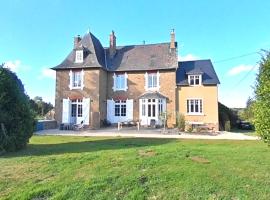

{"left": 176, "top": 112, "right": 185, "bottom": 131}
{"left": 253, "top": 51, "right": 270, "bottom": 145}
{"left": 0, "top": 66, "right": 35, "bottom": 152}
{"left": 224, "top": 121, "right": 231, "bottom": 132}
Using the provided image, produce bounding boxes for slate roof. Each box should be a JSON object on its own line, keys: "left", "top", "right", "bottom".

{"left": 139, "top": 91, "right": 168, "bottom": 99}
{"left": 52, "top": 32, "right": 177, "bottom": 71}
{"left": 105, "top": 43, "right": 177, "bottom": 71}
{"left": 52, "top": 33, "right": 106, "bottom": 70}
{"left": 176, "top": 59, "right": 220, "bottom": 85}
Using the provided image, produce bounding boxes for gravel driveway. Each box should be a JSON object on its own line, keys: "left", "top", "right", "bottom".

{"left": 36, "top": 128, "right": 259, "bottom": 141}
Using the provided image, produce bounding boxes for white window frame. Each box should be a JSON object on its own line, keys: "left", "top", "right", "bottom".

{"left": 188, "top": 75, "right": 202, "bottom": 86}
{"left": 75, "top": 50, "right": 83, "bottom": 63}
{"left": 145, "top": 71, "right": 160, "bottom": 91}
{"left": 114, "top": 100, "right": 127, "bottom": 117}
{"left": 113, "top": 72, "right": 128, "bottom": 91}
{"left": 187, "top": 98, "right": 203, "bottom": 115}
{"left": 69, "top": 69, "right": 84, "bottom": 90}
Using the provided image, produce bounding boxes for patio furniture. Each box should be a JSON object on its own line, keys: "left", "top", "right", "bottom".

{"left": 73, "top": 121, "right": 84, "bottom": 131}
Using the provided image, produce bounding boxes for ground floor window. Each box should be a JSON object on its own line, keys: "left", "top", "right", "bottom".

{"left": 71, "top": 99, "right": 83, "bottom": 117}
{"left": 115, "top": 100, "right": 126, "bottom": 116}
{"left": 187, "top": 99, "right": 203, "bottom": 114}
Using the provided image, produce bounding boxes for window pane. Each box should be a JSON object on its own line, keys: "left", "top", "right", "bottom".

{"left": 187, "top": 100, "right": 189, "bottom": 113}
{"left": 195, "top": 76, "right": 200, "bottom": 85}
{"left": 115, "top": 105, "right": 120, "bottom": 116}
{"left": 78, "top": 104, "right": 82, "bottom": 117}
{"left": 200, "top": 100, "right": 202, "bottom": 113}
{"left": 152, "top": 104, "right": 156, "bottom": 117}
{"left": 148, "top": 75, "right": 152, "bottom": 88}
{"left": 148, "top": 104, "right": 151, "bottom": 117}
{"left": 121, "top": 104, "right": 126, "bottom": 116}
{"left": 153, "top": 74, "right": 157, "bottom": 87}
{"left": 142, "top": 104, "right": 145, "bottom": 116}
{"left": 190, "top": 100, "right": 194, "bottom": 112}
{"left": 190, "top": 76, "right": 194, "bottom": 85}
{"left": 71, "top": 104, "right": 77, "bottom": 117}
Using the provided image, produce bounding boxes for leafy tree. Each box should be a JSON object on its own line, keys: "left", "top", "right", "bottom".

{"left": 239, "top": 97, "right": 255, "bottom": 123}
{"left": 253, "top": 51, "right": 270, "bottom": 145}
{"left": 29, "top": 96, "right": 53, "bottom": 118}
{"left": 0, "top": 65, "right": 35, "bottom": 152}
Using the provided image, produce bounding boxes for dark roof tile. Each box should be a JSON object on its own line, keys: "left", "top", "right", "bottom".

{"left": 176, "top": 59, "right": 220, "bottom": 85}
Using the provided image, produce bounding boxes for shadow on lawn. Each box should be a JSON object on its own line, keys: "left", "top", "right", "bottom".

{"left": 2, "top": 137, "right": 175, "bottom": 158}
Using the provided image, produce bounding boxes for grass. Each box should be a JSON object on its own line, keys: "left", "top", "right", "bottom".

{"left": 0, "top": 136, "right": 269, "bottom": 200}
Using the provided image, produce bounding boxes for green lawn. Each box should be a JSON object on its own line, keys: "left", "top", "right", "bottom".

{"left": 0, "top": 136, "right": 269, "bottom": 200}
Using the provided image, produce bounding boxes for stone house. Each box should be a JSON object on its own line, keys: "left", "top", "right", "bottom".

{"left": 52, "top": 30, "right": 220, "bottom": 130}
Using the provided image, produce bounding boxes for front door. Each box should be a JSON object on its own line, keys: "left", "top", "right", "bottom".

{"left": 140, "top": 98, "right": 166, "bottom": 126}
{"left": 70, "top": 99, "right": 84, "bottom": 124}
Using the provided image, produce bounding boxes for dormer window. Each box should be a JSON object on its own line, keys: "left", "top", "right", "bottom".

{"left": 188, "top": 75, "right": 201, "bottom": 86}
{"left": 75, "top": 50, "right": 83, "bottom": 63}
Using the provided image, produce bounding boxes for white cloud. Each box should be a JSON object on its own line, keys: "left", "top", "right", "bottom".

{"left": 3, "top": 60, "right": 30, "bottom": 72}
{"left": 178, "top": 54, "right": 199, "bottom": 61}
{"left": 39, "top": 68, "right": 56, "bottom": 79}
{"left": 227, "top": 64, "right": 258, "bottom": 76}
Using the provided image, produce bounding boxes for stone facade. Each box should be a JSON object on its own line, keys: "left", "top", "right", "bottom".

{"left": 107, "top": 69, "right": 176, "bottom": 127}
{"left": 55, "top": 68, "right": 107, "bottom": 128}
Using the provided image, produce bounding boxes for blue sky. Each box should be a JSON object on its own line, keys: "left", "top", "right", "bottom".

{"left": 1, "top": 0, "right": 270, "bottom": 108}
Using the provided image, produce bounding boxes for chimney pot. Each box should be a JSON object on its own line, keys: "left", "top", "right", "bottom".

{"left": 109, "top": 30, "right": 116, "bottom": 58}
{"left": 170, "top": 29, "right": 176, "bottom": 49}
{"left": 74, "top": 35, "right": 81, "bottom": 49}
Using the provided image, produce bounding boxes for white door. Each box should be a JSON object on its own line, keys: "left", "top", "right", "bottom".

{"left": 140, "top": 98, "right": 166, "bottom": 126}
{"left": 70, "top": 99, "right": 84, "bottom": 124}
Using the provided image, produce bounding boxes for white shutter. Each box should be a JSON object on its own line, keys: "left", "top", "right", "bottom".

{"left": 139, "top": 99, "right": 142, "bottom": 119}
{"left": 107, "top": 100, "right": 115, "bottom": 123}
{"left": 144, "top": 72, "right": 148, "bottom": 90}
{"left": 81, "top": 69, "right": 85, "bottom": 90}
{"left": 112, "top": 73, "right": 116, "bottom": 91}
{"left": 126, "top": 99, "right": 133, "bottom": 121}
{"left": 62, "top": 98, "right": 70, "bottom": 123}
{"left": 157, "top": 71, "right": 160, "bottom": 90}
{"left": 69, "top": 70, "right": 72, "bottom": 90}
{"left": 83, "top": 98, "right": 90, "bottom": 125}
{"left": 125, "top": 72, "right": 128, "bottom": 91}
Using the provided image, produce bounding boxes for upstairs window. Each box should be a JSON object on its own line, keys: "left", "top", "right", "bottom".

{"left": 75, "top": 50, "right": 83, "bottom": 63}
{"left": 69, "top": 70, "right": 84, "bottom": 90}
{"left": 188, "top": 75, "right": 201, "bottom": 86}
{"left": 72, "top": 71, "right": 82, "bottom": 88}
{"left": 187, "top": 99, "right": 203, "bottom": 115}
{"left": 148, "top": 73, "right": 157, "bottom": 88}
{"left": 113, "top": 73, "right": 128, "bottom": 91}
{"left": 145, "top": 71, "right": 160, "bottom": 90}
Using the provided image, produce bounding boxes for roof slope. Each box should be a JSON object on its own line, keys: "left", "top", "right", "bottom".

{"left": 52, "top": 31, "right": 178, "bottom": 71}
{"left": 52, "top": 33, "right": 106, "bottom": 70}
{"left": 106, "top": 43, "right": 178, "bottom": 71}
{"left": 176, "top": 59, "right": 220, "bottom": 85}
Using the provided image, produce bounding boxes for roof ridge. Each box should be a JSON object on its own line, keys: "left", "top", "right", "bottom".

{"left": 104, "top": 42, "right": 170, "bottom": 49}
{"left": 179, "top": 59, "right": 211, "bottom": 63}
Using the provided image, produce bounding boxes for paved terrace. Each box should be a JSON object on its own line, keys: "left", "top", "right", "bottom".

{"left": 35, "top": 127, "right": 259, "bottom": 141}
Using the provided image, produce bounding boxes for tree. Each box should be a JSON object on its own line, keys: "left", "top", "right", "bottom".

{"left": 239, "top": 97, "right": 255, "bottom": 123}
{"left": 0, "top": 65, "right": 35, "bottom": 152}
{"left": 30, "top": 96, "right": 53, "bottom": 118}
{"left": 253, "top": 51, "right": 270, "bottom": 145}
{"left": 218, "top": 102, "right": 239, "bottom": 131}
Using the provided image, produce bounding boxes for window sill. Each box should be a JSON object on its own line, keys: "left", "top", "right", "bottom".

{"left": 70, "top": 87, "right": 82, "bottom": 90}
{"left": 186, "top": 113, "right": 204, "bottom": 116}
{"left": 146, "top": 87, "right": 159, "bottom": 91}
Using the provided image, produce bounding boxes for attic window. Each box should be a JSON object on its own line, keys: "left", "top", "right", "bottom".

{"left": 188, "top": 75, "right": 201, "bottom": 86}
{"left": 75, "top": 50, "right": 83, "bottom": 63}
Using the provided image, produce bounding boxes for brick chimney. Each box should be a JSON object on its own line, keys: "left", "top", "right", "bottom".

{"left": 74, "top": 35, "right": 81, "bottom": 49}
{"left": 109, "top": 30, "right": 116, "bottom": 58}
{"left": 170, "top": 29, "right": 176, "bottom": 49}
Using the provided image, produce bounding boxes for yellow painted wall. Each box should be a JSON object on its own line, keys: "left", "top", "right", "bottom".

{"left": 177, "top": 85, "right": 219, "bottom": 130}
